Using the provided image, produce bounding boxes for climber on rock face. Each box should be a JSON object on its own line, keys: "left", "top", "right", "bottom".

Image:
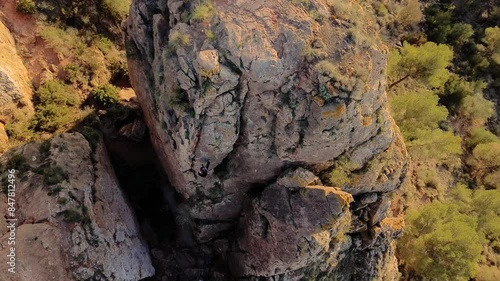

{"left": 198, "top": 160, "right": 210, "bottom": 177}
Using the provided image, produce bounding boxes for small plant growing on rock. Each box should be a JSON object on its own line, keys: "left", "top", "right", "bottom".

{"left": 43, "top": 166, "right": 68, "bottom": 185}
{"left": 91, "top": 84, "right": 119, "bottom": 108}
{"left": 168, "top": 31, "right": 192, "bottom": 50}
{"left": 168, "top": 88, "right": 195, "bottom": 116}
{"left": 47, "top": 186, "right": 63, "bottom": 196}
{"left": 205, "top": 30, "right": 216, "bottom": 42}
{"left": 16, "top": 0, "right": 36, "bottom": 14}
{"left": 314, "top": 60, "right": 342, "bottom": 80}
{"left": 39, "top": 139, "right": 52, "bottom": 160}
{"left": 6, "top": 154, "right": 29, "bottom": 173}
{"left": 80, "top": 126, "right": 100, "bottom": 152}
{"left": 63, "top": 209, "right": 83, "bottom": 223}
{"left": 191, "top": 1, "right": 215, "bottom": 22}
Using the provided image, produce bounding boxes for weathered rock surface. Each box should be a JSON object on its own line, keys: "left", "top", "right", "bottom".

{"left": 0, "top": 20, "right": 32, "bottom": 111}
{"left": 0, "top": 133, "right": 155, "bottom": 281}
{"left": 0, "top": 20, "right": 33, "bottom": 152}
{"left": 124, "top": 0, "right": 408, "bottom": 279}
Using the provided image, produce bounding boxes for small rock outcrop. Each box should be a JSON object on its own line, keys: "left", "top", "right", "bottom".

{"left": 124, "top": 0, "right": 408, "bottom": 279}
{"left": 0, "top": 133, "right": 155, "bottom": 281}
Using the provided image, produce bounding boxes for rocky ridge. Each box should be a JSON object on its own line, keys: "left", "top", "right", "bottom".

{"left": 124, "top": 0, "right": 408, "bottom": 279}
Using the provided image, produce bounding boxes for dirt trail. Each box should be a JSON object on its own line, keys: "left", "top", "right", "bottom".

{"left": 0, "top": 0, "right": 60, "bottom": 88}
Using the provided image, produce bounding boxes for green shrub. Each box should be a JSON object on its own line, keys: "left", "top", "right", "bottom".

{"left": 439, "top": 74, "right": 487, "bottom": 112}
{"left": 169, "top": 88, "right": 194, "bottom": 115}
{"left": 168, "top": 30, "right": 192, "bottom": 50}
{"left": 36, "top": 142, "right": 51, "bottom": 164}
{"left": 458, "top": 94, "right": 495, "bottom": 126}
{"left": 43, "top": 166, "right": 68, "bottom": 185}
{"left": 91, "top": 84, "right": 119, "bottom": 107}
{"left": 94, "top": 36, "right": 114, "bottom": 55}
{"left": 36, "top": 80, "right": 79, "bottom": 107}
{"left": 466, "top": 127, "right": 499, "bottom": 148}
{"left": 47, "top": 185, "right": 63, "bottom": 196}
{"left": 4, "top": 108, "right": 36, "bottom": 142}
{"left": 191, "top": 1, "right": 215, "bottom": 22}
{"left": 396, "top": 0, "right": 422, "bottom": 30}
{"left": 205, "top": 30, "right": 216, "bottom": 42}
{"left": 32, "top": 104, "right": 74, "bottom": 132}
{"left": 57, "top": 197, "right": 68, "bottom": 205}
{"left": 38, "top": 26, "right": 86, "bottom": 58}
{"left": 374, "top": 3, "right": 388, "bottom": 17}
{"left": 399, "top": 202, "right": 483, "bottom": 281}
{"left": 314, "top": 60, "right": 342, "bottom": 80}
{"left": 64, "top": 63, "right": 86, "bottom": 85}
{"left": 31, "top": 80, "right": 80, "bottom": 132}
{"left": 103, "top": 0, "right": 132, "bottom": 20}
{"left": 6, "top": 154, "right": 29, "bottom": 173}
{"left": 302, "top": 46, "right": 327, "bottom": 62}
{"left": 63, "top": 209, "right": 83, "bottom": 223}
{"left": 328, "top": 156, "right": 358, "bottom": 187}
{"left": 16, "top": 0, "right": 36, "bottom": 14}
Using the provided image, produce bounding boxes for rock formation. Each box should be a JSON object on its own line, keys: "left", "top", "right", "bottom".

{"left": 0, "top": 133, "right": 155, "bottom": 280}
{"left": 0, "top": 20, "right": 33, "bottom": 152}
{"left": 124, "top": 0, "right": 408, "bottom": 279}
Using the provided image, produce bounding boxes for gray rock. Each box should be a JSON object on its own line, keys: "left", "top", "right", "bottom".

{"left": 0, "top": 133, "right": 155, "bottom": 280}
{"left": 124, "top": 0, "right": 409, "bottom": 279}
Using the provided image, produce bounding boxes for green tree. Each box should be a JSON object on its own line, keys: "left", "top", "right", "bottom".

{"left": 481, "top": 26, "right": 500, "bottom": 78}
{"left": 390, "top": 89, "right": 448, "bottom": 136}
{"left": 439, "top": 74, "right": 487, "bottom": 112}
{"left": 458, "top": 94, "right": 495, "bottom": 126}
{"left": 466, "top": 127, "right": 499, "bottom": 148}
{"left": 468, "top": 142, "right": 500, "bottom": 170}
{"left": 472, "top": 189, "right": 500, "bottom": 241}
{"left": 399, "top": 202, "right": 483, "bottom": 281}
{"left": 483, "top": 26, "right": 500, "bottom": 65}
{"left": 388, "top": 41, "right": 453, "bottom": 89}
{"left": 390, "top": 89, "right": 462, "bottom": 164}
{"left": 467, "top": 142, "right": 500, "bottom": 189}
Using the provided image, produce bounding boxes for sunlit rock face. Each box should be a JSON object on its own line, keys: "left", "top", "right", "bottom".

{"left": 0, "top": 21, "right": 33, "bottom": 153}
{"left": 125, "top": 0, "right": 408, "bottom": 279}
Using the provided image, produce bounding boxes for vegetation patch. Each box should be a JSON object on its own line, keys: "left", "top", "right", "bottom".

{"left": 91, "top": 84, "right": 119, "bottom": 108}
{"left": 39, "top": 139, "right": 52, "bottom": 160}
{"left": 31, "top": 79, "right": 81, "bottom": 133}
{"left": 168, "top": 88, "right": 195, "bottom": 116}
{"left": 40, "top": 166, "right": 68, "bottom": 185}
{"left": 63, "top": 209, "right": 83, "bottom": 223}
{"left": 16, "top": 0, "right": 36, "bottom": 14}
{"left": 191, "top": 1, "right": 215, "bottom": 23}
{"left": 168, "top": 31, "right": 192, "bottom": 50}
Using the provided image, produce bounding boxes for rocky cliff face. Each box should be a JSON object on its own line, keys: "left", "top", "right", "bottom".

{"left": 0, "top": 133, "right": 155, "bottom": 280}
{"left": 124, "top": 0, "right": 408, "bottom": 280}
{"left": 0, "top": 20, "right": 33, "bottom": 152}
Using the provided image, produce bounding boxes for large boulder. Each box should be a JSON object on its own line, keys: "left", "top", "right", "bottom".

{"left": 124, "top": 0, "right": 408, "bottom": 279}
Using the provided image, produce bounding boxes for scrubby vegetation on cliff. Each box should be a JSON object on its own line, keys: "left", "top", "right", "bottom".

{"left": 387, "top": 1, "right": 499, "bottom": 280}
{"left": 2, "top": 0, "right": 132, "bottom": 145}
